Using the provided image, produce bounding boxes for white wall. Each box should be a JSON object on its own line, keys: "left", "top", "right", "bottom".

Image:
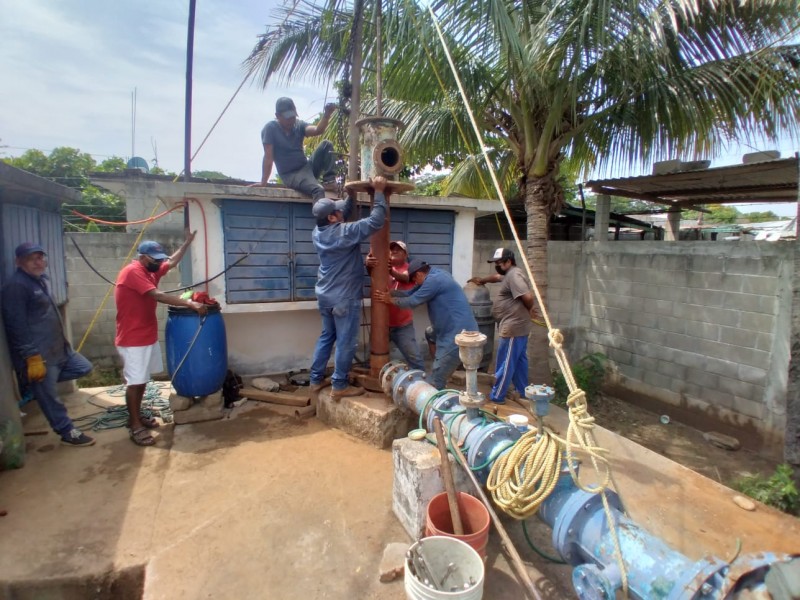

{"left": 92, "top": 176, "right": 499, "bottom": 376}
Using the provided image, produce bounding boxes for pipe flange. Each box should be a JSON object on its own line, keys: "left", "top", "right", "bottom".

{"left": 459, "top": 390, "right": 486, "bottom": 410}
{"left": 573, "top": 564, "right": 617, "bottom": 600}
{"left": 552, "top": 489, "right": 623, "bottom": 565}
{"left": 380, "top": 360, "right": 408, "bottom": 395}
{"left": 465, "top": 422, "right": 520, "bottom": 483}
{"left": 455, "top": 330, "right": 487, "bottom": 347}
{"left": 373, "top": 140, "right": 404, "bottom": 175}
{"left": 424, "top": 391, "right": 462, "bottom": 431}
{"left": 391, "top": 369, "right": 425, "bottom": 410}
{"left": 665, "top": 556, "right": 729, "bottom": 600}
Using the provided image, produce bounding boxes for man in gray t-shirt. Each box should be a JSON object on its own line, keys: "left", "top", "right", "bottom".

{"left": 252, "top": 97, "right": 337, "bottom": 201}
{"left": 469, "top": 248, "right": 538, "bottom": 404}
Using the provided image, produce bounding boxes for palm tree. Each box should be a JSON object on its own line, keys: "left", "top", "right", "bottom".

{"left": 246, "top": 0, "right": 800, "bottom": 381}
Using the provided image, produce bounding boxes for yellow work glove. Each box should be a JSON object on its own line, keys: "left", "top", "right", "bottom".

{"left": 26, "top": 354, "right": 47, "bottom": 382}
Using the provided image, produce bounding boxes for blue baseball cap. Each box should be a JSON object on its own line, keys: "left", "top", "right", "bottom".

{"left": 137, "top": 240, "right": 168, "bottom": 260}
{"left": 15, "top": 242, "right": 46, "bottom": 258}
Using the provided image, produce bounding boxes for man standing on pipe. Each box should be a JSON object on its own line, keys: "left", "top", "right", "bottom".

{"left": 114, "top": 231, "right": 207, "bottom": 446}
{"left": 365, "top": 240, "right": 425, "bottom": 371}
{"left": 252, "top": 97, "right": 337, "bottom": 200}
{"left": 373, "top": 260, "right": 478, "bottom": 389}
{"left": 2, "top": 242, "right": 96, "bottom": 447}
{"left": 309, "top": 176, "right": 388, "bottom": 401}
{"left": 468, "top": 248, "right": 538, "bottom": 404}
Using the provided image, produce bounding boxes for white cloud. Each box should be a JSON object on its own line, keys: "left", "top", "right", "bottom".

{"left": 0, "top": 0, "right": 334, "bottom": 180}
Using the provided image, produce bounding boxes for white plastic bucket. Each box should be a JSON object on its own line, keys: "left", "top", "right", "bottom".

{"left": 405, "top": 536, "right": 485, "bottom": 600}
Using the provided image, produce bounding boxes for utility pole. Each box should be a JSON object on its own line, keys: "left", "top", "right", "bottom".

{"left": 347, "top": 0, "right": 365, "bottom": 181}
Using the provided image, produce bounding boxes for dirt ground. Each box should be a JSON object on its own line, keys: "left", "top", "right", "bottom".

{"left": 587, "top": 393, "right": 779, "bottom": 489}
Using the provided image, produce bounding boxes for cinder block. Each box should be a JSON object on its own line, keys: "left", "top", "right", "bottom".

{"left": 392, "top": 437, "right": 472, "bottom": 540}
{"left": 172, "top": 391, "right": 224, "bottom": 424}
{"left": 317, "top": 390, "right": 416, "bottom": 448}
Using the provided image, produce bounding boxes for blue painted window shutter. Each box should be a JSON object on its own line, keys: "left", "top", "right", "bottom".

{"left": 221, "top": 199, "right": 454, "bottom": 304}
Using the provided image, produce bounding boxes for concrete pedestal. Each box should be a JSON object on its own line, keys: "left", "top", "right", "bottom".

{"left": 391, "top": 437, "right": 471, "bottom": 539}
{"left": 170, "top": 390, "right": 224, "bottom": 425}
{"left": 316, "top": 390, "right": 415, "bottom": 448}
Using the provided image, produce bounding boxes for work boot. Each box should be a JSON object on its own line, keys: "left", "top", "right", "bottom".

{"left": 309, "top": 378, "right": 331, "bottom": 394}
{"left": 329, "top": 385, "right": 365, "bottom": 402}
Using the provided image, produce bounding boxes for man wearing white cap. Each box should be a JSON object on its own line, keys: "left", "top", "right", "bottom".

{"left": 114, "top": 230, "right": 207, "bottom": 446}
{"left": 253, "top": 97, "right": 337, "bottom": 200}
{"left": 469, "top": 247, "right": 536, "bottom": 404}
{"left": 2, "top": 242, "right": 96, "bottom": 446}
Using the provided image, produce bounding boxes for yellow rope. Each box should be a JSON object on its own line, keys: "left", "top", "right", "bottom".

{"left": 486, "top": 428, "right": 561, "bottom": 519}
{"left": 423, "top": 6, "right": 629, "bottom": 593}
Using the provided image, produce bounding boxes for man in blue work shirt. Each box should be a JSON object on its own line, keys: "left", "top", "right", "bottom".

{"left": 1, "top": 242, "right": 95, "bottom": 446}
{"left": 309, "top": 176, "right": 388, "bottom": 401}
{"left": 253, "top": 97, "right": 337, "bottom": 200}
{"left": 373, "top": 259, "right": 478, "bottom": 389}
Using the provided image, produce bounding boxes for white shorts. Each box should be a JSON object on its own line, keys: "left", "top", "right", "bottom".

{"left": 117, "top": 342, "right": 164, "bottom": 386}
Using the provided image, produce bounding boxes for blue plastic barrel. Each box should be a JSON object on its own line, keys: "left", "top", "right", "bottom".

{"left": 166, "top": 305, "right": 228, "bottom": 397}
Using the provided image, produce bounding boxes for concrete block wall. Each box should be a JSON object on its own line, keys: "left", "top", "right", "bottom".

{"left": 548, "top": 241, "right": 793, "bottom": 457}
{"left": 65, "top": 232, "right": 185, "bottom": 368}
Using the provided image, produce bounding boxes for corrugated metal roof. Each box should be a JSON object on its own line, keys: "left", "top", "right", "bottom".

{"left": 585, "top": 157, "right": 798, "bottom": 210}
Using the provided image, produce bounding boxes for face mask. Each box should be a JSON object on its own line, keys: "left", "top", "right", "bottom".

{"left": 495, "top": 264, "right": 505, "bottom": 275}
{"left": 145, "top": 261, "right": 162, "bottom": 273}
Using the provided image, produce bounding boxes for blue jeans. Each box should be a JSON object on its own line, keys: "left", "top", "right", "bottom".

{"left": 310, "top": 299, "right": 361, "bottom": 391}
{"left": 390, "top": 323, "right": 424, "bottom": 371}
{"left": 427, "top": 345, "right": 463, "bottom": 390}
{"left": 25, "top": 351, "right": 93, "bottom": 436}
{"left": 281, "top": 140, "right": 335, "bottom": 201}
{"left": 491, "top": 335, "right": 529, "bottom": 402}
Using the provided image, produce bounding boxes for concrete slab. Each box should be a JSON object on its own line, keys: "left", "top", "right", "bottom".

{"left": 2, "top": 383, "right": 799, "bottom": 599}
{"left": 1, "top": 388, "right": 560, "bottom": 599}
{"left": 316, "top": 389, "right": 416, "bottom": 449}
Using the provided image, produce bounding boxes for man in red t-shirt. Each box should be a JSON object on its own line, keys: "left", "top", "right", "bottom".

{"left": 115, "top": 231, "right": 207, "bottom": 446}
{"left": 366, "top": 240, "right": 424, "bottom": 370}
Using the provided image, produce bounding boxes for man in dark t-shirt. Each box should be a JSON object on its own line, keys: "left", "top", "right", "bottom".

{"left": 253, "top": 97, "right": 337, "bottom": 200}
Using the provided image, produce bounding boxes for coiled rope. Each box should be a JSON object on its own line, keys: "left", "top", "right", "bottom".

{"left": 73, "top": 381, "right": 173, "bottom": 431}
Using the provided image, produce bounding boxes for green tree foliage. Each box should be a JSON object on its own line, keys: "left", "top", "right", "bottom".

{"left": 705, "top": 204, "right": 741, "bottom": 224}
{"left": 245, "top": 0, "right": 800, "bottom": 382}
{"left": 193, "top": 170, "right": 232, "bottom": 180}
{"left": 413, "top": 173, "right": 447, "bottom": 196}
{"left": 2, "top": 147, "right": 125, "bottom": 231}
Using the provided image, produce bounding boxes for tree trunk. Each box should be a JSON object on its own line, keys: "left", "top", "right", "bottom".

{"left": 524, "top": 171, "right": 557, "bottom": 385}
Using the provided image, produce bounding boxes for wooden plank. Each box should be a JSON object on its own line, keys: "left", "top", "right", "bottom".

{"left": 240, "top": 387, "right": 310, "bottom": 407}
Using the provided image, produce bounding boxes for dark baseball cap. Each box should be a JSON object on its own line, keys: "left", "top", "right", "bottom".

{"left": 15, "top": 242, "right": 46, "bottom": 258}
{"left": 407, "top": 258, "right": 429, "bottom": 278}
{"left": 137, "top": 240, "right": 169, "bottom": 260}
{"left": 488, "top": 247, "right": 514, "bottom": 262}
{"left": 275, "top": 97, "right": 297, "bottom": 119}
{"left": 312, "top": 198, "right": 347, "bottom": 219}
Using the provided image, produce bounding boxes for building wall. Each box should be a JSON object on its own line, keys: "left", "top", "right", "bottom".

{"left": 65, "top": 232, "right": 185, "bottom": 368}
{"left": 537, "top": 241, "right": 790, "bottom": 458}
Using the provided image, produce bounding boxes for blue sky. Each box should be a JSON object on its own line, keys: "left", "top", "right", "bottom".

{"left": 0, "top": 0, "right": 331, "bottom": 180}
{"left": 1, "top": 0, "right": 798, "bottom": 216}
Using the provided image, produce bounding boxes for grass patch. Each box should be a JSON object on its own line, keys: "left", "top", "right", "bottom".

{"left": 552, "top": 352, "right": 608, "bottom": 407}
{"left": 733, "top": 464, "right": 800, "bottom": 515}
{"left": 78, "top": 366, "right": 123, "bottom": 389}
